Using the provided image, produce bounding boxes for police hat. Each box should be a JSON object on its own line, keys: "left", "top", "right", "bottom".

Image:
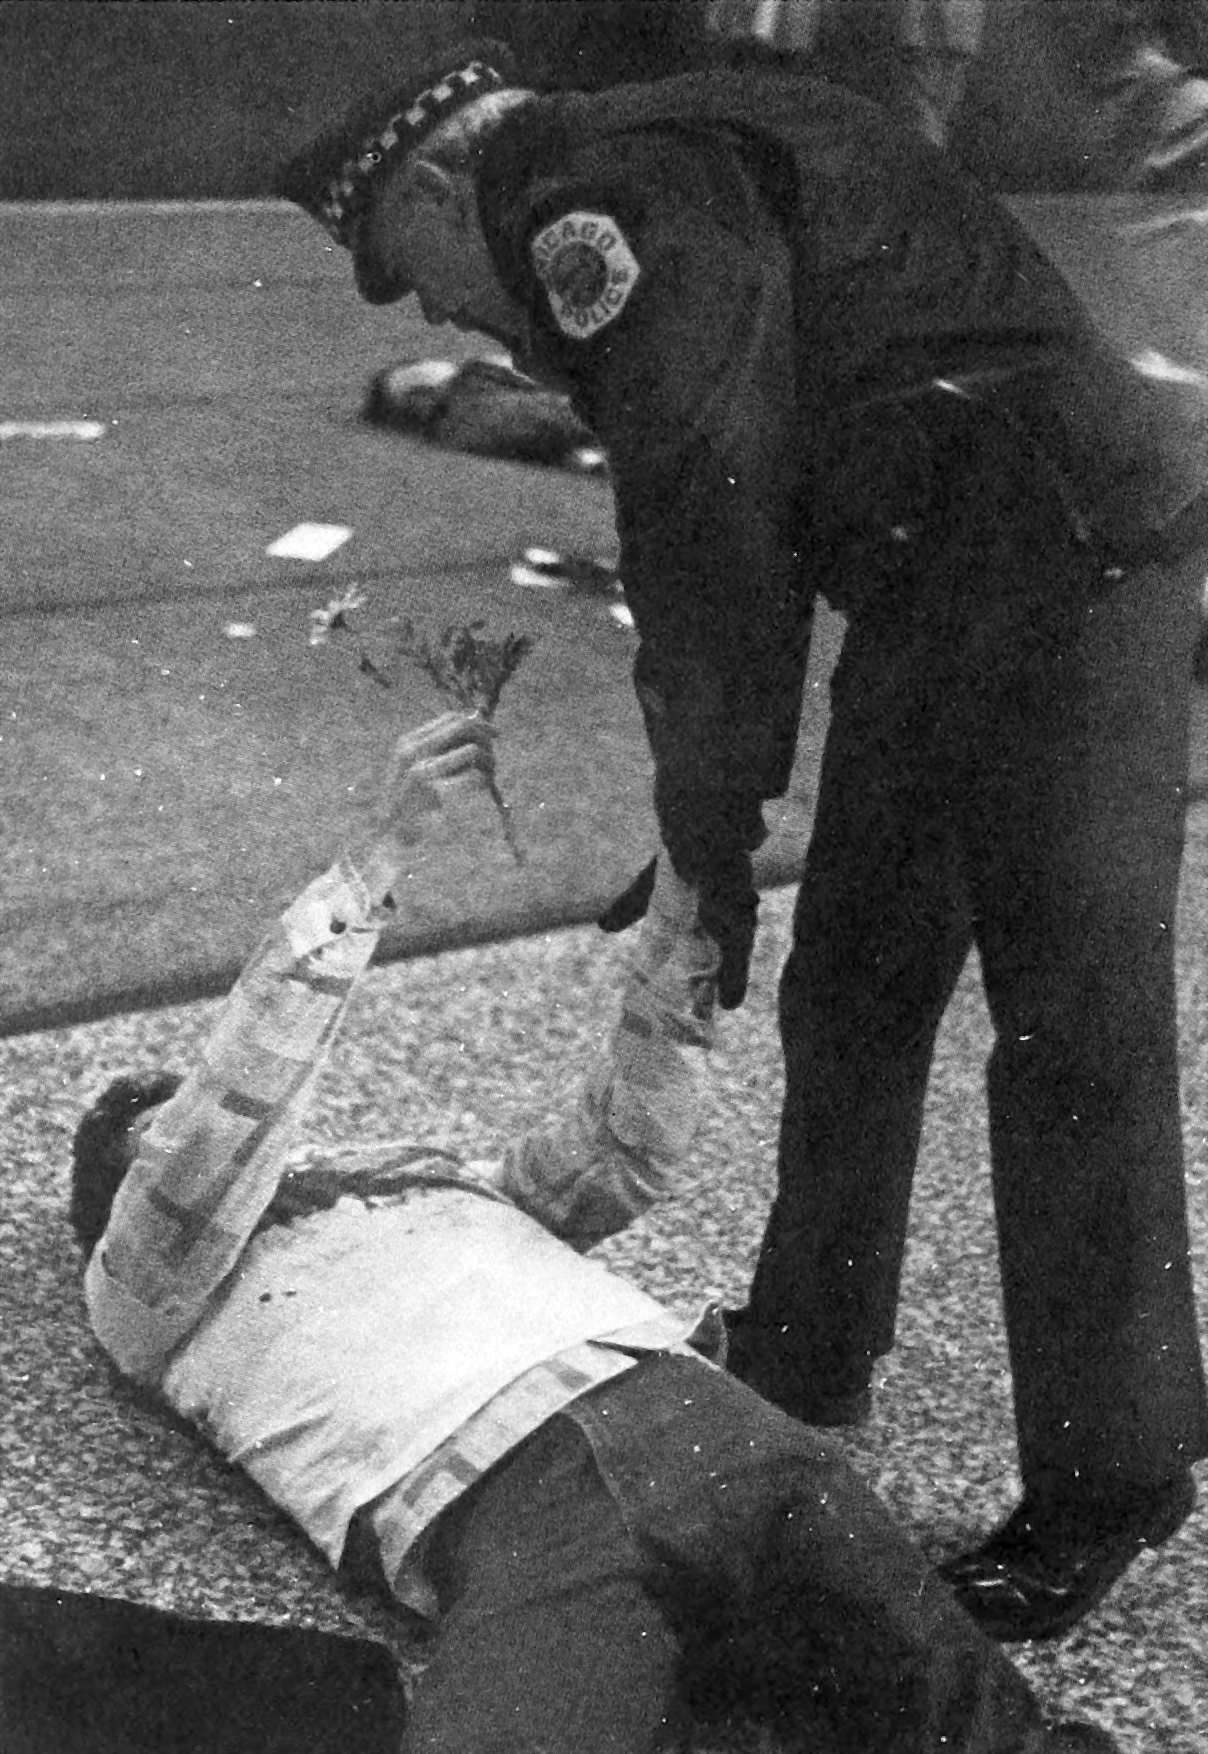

{"left": 274, "top": 38, "right": 519, "bottom": 269}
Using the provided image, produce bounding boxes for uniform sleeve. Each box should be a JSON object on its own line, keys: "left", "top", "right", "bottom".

{"left": 85, "top": 855, "right": 392, "bottom": 1386}
{"left": 511, "top": 127, "right": 816, "bottom": 871}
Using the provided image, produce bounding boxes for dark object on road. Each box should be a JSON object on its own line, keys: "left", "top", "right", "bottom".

{"left": 509, "top": 547, "right": 621, "bottom": 594}
{"left": 364, "top": 356, "right": 605, "bottom": 472}
{"left": 0, "top": 1582, "right": 405, "bottom": 1754}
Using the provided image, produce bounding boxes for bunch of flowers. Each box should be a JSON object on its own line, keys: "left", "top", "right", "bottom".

{"left": 310, "top": 589, "right": 535, "bottom": 863}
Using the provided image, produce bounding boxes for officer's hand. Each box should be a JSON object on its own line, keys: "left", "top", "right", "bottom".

{"left": 597, "top": 858, "right": 658, "bottom": 933}
{"left": 597, "top": 852, "right": 756, "bottom": 1009}
{"left": 652, "top": 784, "right": 765, "bottom": 1010}
{"left": 697, "top": 852, "right": 758, "bottom": 1010}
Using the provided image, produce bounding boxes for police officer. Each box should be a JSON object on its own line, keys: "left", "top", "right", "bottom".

{"left": 276, "top": 36, "right": 1208, "bottom": 1642}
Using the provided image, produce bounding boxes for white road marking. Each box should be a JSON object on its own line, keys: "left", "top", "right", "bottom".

{"left": 510, "top": 562, "right": 566, "bottom": 589}
{"left": 267, "top": 523, "right": 352, "bottom": 561}
{"left": 1131, "top": 348, "right": 1206, "bottom": 385}
{"left": 570, "top": 447, "right": 608, "bottom": 473}
{"left": 1121, "top": 206, "right": 1208, "bottom": 237}
{"left": 0, "top": 419, "right": 105, "bottom": 440}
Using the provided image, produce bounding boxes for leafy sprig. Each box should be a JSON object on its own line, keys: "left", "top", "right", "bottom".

{"left": 380, "top": 620, "right": 534, "bottom": 863}
{"left": 311, "top": 590, "right": 535, "bottom": 864}
{"left": 384, "top": 618, "right": 535, "bottom": 720}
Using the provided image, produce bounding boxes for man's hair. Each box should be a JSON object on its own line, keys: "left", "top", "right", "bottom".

{"left": 415, "top": 86, "right": 535, "bottom": 174}
{"left": 70, "top": 1072, "right": 183, "bottom": 1261}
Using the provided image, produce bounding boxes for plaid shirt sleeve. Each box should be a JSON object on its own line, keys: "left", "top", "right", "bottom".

{"left": 86, "top": 853, "right": 391, "bottom": 1385}
{"left": 492, "top": 860, "right": 720, "bottom": 1251}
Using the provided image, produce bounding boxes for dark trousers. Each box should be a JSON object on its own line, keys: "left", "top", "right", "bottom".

{"left": 740, "top": 407, "right": 1208, "bottom": 1502}
{"left": 404, "top": 1354, "right": 1050, "bottom": 1753}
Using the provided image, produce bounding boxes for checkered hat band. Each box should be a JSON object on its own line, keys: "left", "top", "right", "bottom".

{"left": 320, "top": 59, "right": 505, "bottom": 243}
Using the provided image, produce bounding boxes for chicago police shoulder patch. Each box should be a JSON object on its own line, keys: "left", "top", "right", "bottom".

{"left": 530, "top": 210, "right": 640, "bottom": 341}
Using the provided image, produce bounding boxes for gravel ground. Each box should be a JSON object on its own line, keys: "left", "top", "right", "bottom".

{"left": 3, "top": 821, "right": 1207, "bottom": 1751}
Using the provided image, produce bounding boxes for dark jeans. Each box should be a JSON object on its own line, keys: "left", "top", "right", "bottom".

{"left": 404, "top": 1354, "right": 1049, "bottom": 1753}
{"left": 737, "top": 403, "right": 1208, "bottom": 1503}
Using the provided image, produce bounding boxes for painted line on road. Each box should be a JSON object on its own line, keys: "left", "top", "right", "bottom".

{"left": 1121, "top": 206, "right": 1208, "bottom": 237}
{"left": 2, "top": 558, "right": 517, "bottom": 625}
{"left": 1, "top": 419, "right": 106, "bottom": 441}
{"left": 1130, "top": 348, "right": 1207, "bottom": 386}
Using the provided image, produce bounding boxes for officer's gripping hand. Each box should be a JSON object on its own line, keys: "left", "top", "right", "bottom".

{"left": 661, "top": 785, "right": 763, "bottom": 1010}
{"left": 695, "top": 849, "right": 758, "bottom": 1011}
{"left": 598, "top": 851, "right": 757, "bottom": 1010}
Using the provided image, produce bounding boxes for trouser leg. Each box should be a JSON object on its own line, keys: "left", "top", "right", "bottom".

{"left": 403, "top": 1412, "right": 686, "bottom": 1754}
{"left": 745, "top": 395, "right": 1208, "bottom": 1487}
{"left": 737, "top": 581, "right": 974, "bottom": 1408}
{"left": 571, "top": 1356, "right": 1053, "bottom": 1753}
{"left": 961, "top": 543, "right": 1208, "bottom": 1500}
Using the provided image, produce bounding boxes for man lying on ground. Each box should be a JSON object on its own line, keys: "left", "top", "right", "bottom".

{"left": 363, "top": 353, "right": 604, "bottom": 471}
{"left": 72, "top": 711, "right": 1116, "bottom": 1754}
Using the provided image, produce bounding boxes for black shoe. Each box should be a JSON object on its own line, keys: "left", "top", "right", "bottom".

{"left": 940, "top": 1469, "right": 1196, "bottom": 1641}
{"left": 721, "top": 1308, "right": 873, "bottom": 1428}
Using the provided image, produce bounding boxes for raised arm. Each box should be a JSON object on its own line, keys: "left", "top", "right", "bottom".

{"left": 491, "top": 855, "right": 721, "bottom": 1252}
{"left": 85, "top": 712, "right": 494, "bottom": 1383}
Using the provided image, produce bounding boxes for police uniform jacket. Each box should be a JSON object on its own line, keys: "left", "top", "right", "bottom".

{"left": 475, "top": 63, "right": 1206, "bottom": 876}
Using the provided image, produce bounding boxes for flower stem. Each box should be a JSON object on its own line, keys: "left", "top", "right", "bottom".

{"left": 486, "top": 771, "right": 526, "bottom": 866}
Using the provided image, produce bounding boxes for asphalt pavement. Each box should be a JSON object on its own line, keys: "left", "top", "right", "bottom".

{"left": 0, "top": 200, "right": 837, "bottom": 1034}
{"left": 4, "top": 198, "right": 1208, "bottom": 1033}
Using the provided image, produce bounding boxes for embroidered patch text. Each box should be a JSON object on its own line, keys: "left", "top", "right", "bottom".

{"left": 531, "top": 210, "right": 641, "bottom": 340}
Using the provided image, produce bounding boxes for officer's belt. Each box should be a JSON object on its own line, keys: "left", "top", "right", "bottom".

{"left": 829, "top": 350, "right": 1208, "bottom": 572}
